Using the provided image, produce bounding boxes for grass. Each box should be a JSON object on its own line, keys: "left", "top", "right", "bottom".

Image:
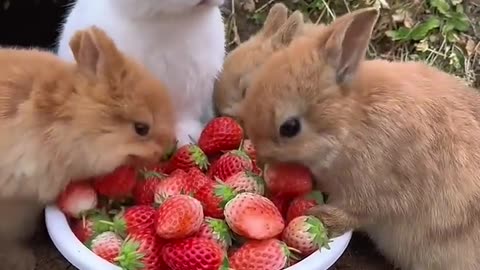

{"left": 224, "top": 0, "right": 479, "bottom": 87}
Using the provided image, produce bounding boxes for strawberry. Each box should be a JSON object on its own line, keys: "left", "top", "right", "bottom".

{"left": 209, "top": 150, "right": 253, "bottom": 181}
{"left": 109, "top": 205, "right": 157, "bottom": 237}
{"left": 71, "top": 212, "right": 111, "bottom": 244}
{"left": 154, "top": 169, "right": 192, "bottom": 204}
{"left": 229, "top": 239, "right": 290, "bottom": 270}
{"left": 241, "top": 139, "right": 257, "bottom": 163}
{"left": 198, "top": 116, "right": 244, "bottom": 156}
{"left": 264, "top": 163, "right": 313, "bottom": 198}
{"left": 194, "top": 180, "right": 237, "bottom": 218}
{"left": 196, "top": 217, "right": 233, "bottom": 250}
{"left": 164, "top": 144, "right": 209, "bottom": 173}
{"left": 224, "top": 192, "right": 285, "bottom": 240}
{"left": 117, "top": 231, "right": 166, "bottom": 270}
{"left": 133, "top": 169, "right": 165, "bottom": 205}
{"left": 282, "top": 215, "right": 330, "bottom": 256}
{"left": 156, "top": 195, "right": 204, "bottom": 239}
{"left": 162, "top": 237, "right": 229, "bottom": 270}
{"left": 286, "top": 191, "right": 324, "bottom": 223}
{"left": 187, "top": 167, "right": 213, "bottom": 193}
{"left": 268, "top": 195, "right": 291, "bottom": 218}
{"left": 94, "top": 165, "right": 137, "bottom": 199}
{"left": 90, "top": 231, "right": 123, "bottom": 264}
{"left": 57, "top": 181, "right": 97, "bottom": 218}
{"left": 224, "top": 170, "right": 265, "bottom": 195}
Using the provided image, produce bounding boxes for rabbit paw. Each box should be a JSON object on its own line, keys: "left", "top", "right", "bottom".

{"left": 175, "top": 119, "right": 204, "bottom": 146}
{"left": 307, "top": 204, "right": 355, "bottom": 237}
{"left": 0, "top": 245, "right": 36, "bottom": 270}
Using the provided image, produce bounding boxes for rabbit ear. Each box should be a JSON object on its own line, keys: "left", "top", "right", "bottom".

{"left": 322, "top": 8, "right": 379, "bottom": 85}
{"left": 270, "top": 10, "right": 304, "bottom": 50}
{"left": 260, "top": 3, "right": 289, "bottom": 38}
{"left": 69, "top": 26, "right": 124, "bottom": 80}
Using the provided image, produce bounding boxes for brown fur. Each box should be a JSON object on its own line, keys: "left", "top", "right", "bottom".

{"left": 240, "top": 7, "right": 480, "bottom": 270}
{"left": 0, "top": 26, "right": 175, "bottom": 269}
{"left": 213, "top": 3, "right": 320, "bottom": 120}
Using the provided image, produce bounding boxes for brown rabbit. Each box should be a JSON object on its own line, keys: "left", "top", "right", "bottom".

{"left": 0, "top": 26, "right": 175, "bottom": 270}
{"left": 213, "top": 3, "right": 308, "bottom": 119}
{"left": 240, "top": 7, "right": 480, "bottom": 270}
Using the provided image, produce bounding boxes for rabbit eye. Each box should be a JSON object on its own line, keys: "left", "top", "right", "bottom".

{"left": 279, "top": 117, "right": 301, "bottom": 138}
{"left": 133, "top": 122, "right": 150, "bottom": 137}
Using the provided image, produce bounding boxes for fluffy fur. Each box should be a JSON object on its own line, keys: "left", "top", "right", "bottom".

{"left": 214, "top": 3, "right": 321, "bottom": 120}
{"left": 240, "top": 8, "right": 480, "bottom": 270}
{"left": 56, "top": 0, "right": 226, "bottom": 146}
{"left": 0, "top": 26, "right": 175, "bottom": 270}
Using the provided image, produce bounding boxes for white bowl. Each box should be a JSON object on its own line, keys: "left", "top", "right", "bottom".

{"left": 45, "top": 205, "right": 352, "bottom": 270}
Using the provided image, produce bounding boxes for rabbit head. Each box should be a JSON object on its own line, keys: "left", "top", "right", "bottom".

{"left": 240, "top": 8, "right": 380, "bottom": 169}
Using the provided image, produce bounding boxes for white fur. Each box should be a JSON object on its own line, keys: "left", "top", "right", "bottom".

{"left": 56, "top": 0, "right": 226, "bottom": 146}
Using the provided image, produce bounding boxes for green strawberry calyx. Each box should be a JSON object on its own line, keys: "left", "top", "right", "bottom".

{"left": 219, "top": 256, "right": 231, "bottom": 270}
{"left": 161, "top": 140, "right": 178, "bottom": 161}
{"left": 213, "top": 179, "right": 238, "bottom": 208}
{"left": 304, "top": 191, "right": 325, "bottom": 205}
{"left": 280, "top": 241, "right": 301, "bottom": 264}
{"left": 306, "top": 215, "right": 331, "bottom": 250}
{"left": 206, "top": 217, "right": 233, "bottom": 248}
{"left": 229, "top": 149, "right": 251, "bottom": 162}
{"left": 244, "top": 170, "right": 266, "bottom": 195}
{"left": 115, "top": 236, "right": 145, "bottom": 270}
{"left": 139, "top": 170, "right": 167, "bottom": 181}
{"left": 189, "top": 144, "right": 210, "bottom": 171}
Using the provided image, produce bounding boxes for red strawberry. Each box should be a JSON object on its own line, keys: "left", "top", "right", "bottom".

{"left": 268, "top": 195, "right": 291, "bottom": 218}
{"left": 90, "top": 231, "right": 123, "bottom": 264}
{"left": 110, "top": 205, "right": 157, "bottom": 237}
{"left": 229, "top": 239, "right": 290, "bottom": 270}
{"left": 71, "top": 212, "right": 111, "bottom": 244}
{"left": 282, "top": 215, "right": 330, "bottom": 256}
{"left": 194, "top": 180, "right": 237, "bottom": 218}
{"left": 209, "top": 150, "right": 253, "bottom": 181}
{"left": 154, "top": 169, "right": 192, "bottom": 204}
{"left": 133, "top": 169, "right": 165, "bottom": 205}
{"left": 241, "top": 139, "right": 257, "bottom": 163}
{"left": 224, "top": 192, "right": 284, "bottom": 240}
{"left": 198, "top": 116, "right": 244, "bottom": 156}
{"left": 117, "top": 231, "right": 166, "bottom": 270}
{"left": 224, "top": 170, "right": 265, "bottom": 195}
{"left": 57, "top": 181, "right": 97, "bottom": 218}
{"left": 164, "top": 144, "right": 209, "bottom": 173}
{"left": 286, "top": 191, "right": 324, "bottom": 223}
{"left": 162, "top": 237, "right": 228, "bottom": 270}
{"left": 187, "top": 167, "right": 213, "bottom": 193}
{"left": 94, "top": 165, "right": 137, "bottom": 199}
{"left": 264, "top": 163, "right": 313, "bottom": 198}
{"left": 156, "top": 195, "right": 204, "bottom": 239}
{"left": 196, "top": 217, "right": 233, "bottom": 250}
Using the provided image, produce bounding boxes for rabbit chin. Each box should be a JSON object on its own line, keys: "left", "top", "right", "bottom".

{"left": 112, "top": 0, "right": 223, "bottom": 17}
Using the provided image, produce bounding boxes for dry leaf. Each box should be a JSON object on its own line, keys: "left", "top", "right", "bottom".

{"left": 466, "top": 39, "right": 475, "bottom": 57}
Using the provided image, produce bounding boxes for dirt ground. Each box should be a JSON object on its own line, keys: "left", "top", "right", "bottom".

{"left": 19, "top": 0, "right": 478, "bottom": 269}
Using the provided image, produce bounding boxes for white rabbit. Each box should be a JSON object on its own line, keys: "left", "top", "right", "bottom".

{"left": 56, "top": 0, "right": 226, "bottom": 146}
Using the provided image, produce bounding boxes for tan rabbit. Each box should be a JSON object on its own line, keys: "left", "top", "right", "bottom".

{"left": 214, "top": 3, "right": 309, "bottom": 119}
{"left": 240, "top": 7, "right": 480, "bottom": 270}
{"left": 0, "top": 26, "right": 175, "bottom": 270}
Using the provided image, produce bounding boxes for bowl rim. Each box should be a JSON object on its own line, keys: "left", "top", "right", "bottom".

{"left": 45, "top": 205, "right": 352, "bottom": 270}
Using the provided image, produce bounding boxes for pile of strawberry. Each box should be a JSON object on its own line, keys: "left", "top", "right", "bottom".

{"left": 56, "top": 116, "right": 331, "bottom": 270}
